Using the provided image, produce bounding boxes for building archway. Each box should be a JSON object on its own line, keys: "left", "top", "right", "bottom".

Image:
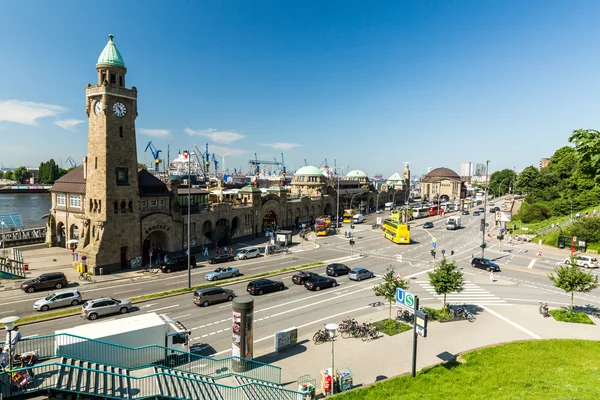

{"left": 323, "top": 203, "right": 333, "bottom": 216}
{"left": 56, "top": 222, "right": 66, "bottom": 248}
{"left": 142, "top": 230, "right": 170, "bottom": 265}
{"left": 440, "top": 194, "right": 450, "bottom": 201}
{"left": 215, "top": 218, "right": 230, "bottom": 246}
{"left": 368, "top": 198, "right": 375, "bottom": 211}
{"left": 70, "top": 224, "right": 79, "bottom": 240}
{"left": 231, "top": 217, "right": 240, "bottom": 236}
{"left": 263, "top": 211, "right": 278, "bottom": 232}
{"left": 202, "top": 220, "right": 212, "bottom": 242}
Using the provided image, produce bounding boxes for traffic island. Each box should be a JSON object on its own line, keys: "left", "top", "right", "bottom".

{"left": 549, "top": 309, "right": 595, "bottom": 325}
{"left": 372, "top": 319, "right": 411, "bottom": 336}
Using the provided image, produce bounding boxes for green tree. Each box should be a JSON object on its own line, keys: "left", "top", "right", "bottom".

{"left": 547, "top": 146, "right": 579, "bottom": 180}
{"left": 372, "top": 266, "right": 410, "bottom": 321}
{"left": 11, "top": 166, "right": 31, "bottom": 184}
{"left": 515, "top": 165, "right": 540, "bottom": 195}
{"left": 569, "top": 217, "right": 600, "bottom": 244}
{"left": 2, "top": 170, "right": 14, "bottom": 181}
{"left": 427, "top": 257, "right": 464, "bottom": 309}
{"left": 568, "top": 129, "right": 600, "bottom": 178}
{"left": 519, "top": 203, "right": 551, "bottom": 223}
{"left": 489, "top": 169, "right": 517, "bottom": 196}
{"left": 548, "top": 262, "right": 598, "bottom": 311}
{"left": 0, "top": 170, "right": 3, "bottom": 179}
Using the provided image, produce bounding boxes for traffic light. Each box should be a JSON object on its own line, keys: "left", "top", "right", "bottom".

{"left": 349, "top": 239, "right": 355, "bottom": 246}
{"left": 430, "top": 249, "right": 436, "bottom": 257}
{"left": 451, "top": 250, "right": 455, "bottom": 256}
{"left": 480, "top": 243, "right": 487, "bottom": 249}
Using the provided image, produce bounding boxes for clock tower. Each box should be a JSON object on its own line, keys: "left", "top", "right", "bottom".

{"left": 80, "top": 34, "right": 141, "bottom": 272}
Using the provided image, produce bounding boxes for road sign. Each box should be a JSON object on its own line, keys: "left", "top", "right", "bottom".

{"left": 396, "top": 255, "right": 403, "bottom": 263}
{"left": 377, "top": 216, "right": 382, "bottom": 225}
{"left": 432, "top": 242, "right": 437, "bottom": 248}
{"left": 395, "top": 273, "right": 402, "bottom": 281}
{"left": 432, "top": 237, "right": 437, "bottom": 243}
{"left": 396, "top": 288, "right": 415, "bottom": 311}
{"left": 149, "top": 248, "right": 153, "bottom": 255}
{"left": 441, "top": 249, "right": 445, "bottom": 255}
{"left": 415, "top": 309, "right": 428, "bottom": 338}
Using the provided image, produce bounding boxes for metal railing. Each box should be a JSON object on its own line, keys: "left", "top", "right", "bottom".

{"left": 1, "top": 333, "right": 282, "bottom": 384}
{"left": 1, "top": 362, "right": 299, "bottom": 400}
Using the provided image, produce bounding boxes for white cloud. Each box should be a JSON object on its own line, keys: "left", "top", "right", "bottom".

{"left": 139, "top": 128, "right": 171, "bottom": 138}
{"left": 54, "top": 119, "right": 85, "bottom": 131}
{"left": 209, "top": 145, "right": 248, "bottom": 157}
{"left": 0, "top": 100, "right": 66, "bottom": 126}
{"left": 184, "top": 127, "right": 244, "bottom": 144}
{"left": 261, "top": 142, "right": 302, "bottom": 151}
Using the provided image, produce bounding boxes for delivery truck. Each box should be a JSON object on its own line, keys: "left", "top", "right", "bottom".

{"left": 54, "top": 313, "right": 190, "bottom": 367}
{"left": 446, "top": 216, "right": 461, "bottom": 230}
{"left": 352, "top": 214, "right": 364, "bottom": 224}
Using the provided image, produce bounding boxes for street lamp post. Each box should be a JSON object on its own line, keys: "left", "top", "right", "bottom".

{"left": 349, "top": 193, "right": 360, "bottom": 211}
{"left": 1, "top": 220, "right": 5, "bottom": 257}
{"left": 482, "top": 160, "right": 490, "bottom": 258}
{"left": 336, "top": 168, "right": 343, "bottom": 228}
{"left": 1, "top": 315, "right": 20, "bottom": 370}
{"left": 186, "top": 150, "right": 194, "bottom": 289}
{"left": 325, "top": 323, "right": 339, "bottom": 395}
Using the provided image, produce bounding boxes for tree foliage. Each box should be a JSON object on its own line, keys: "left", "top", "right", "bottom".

{"left": 515, "top": 165, "right": 540, "bottom": 195}
{"left": 11, "top": 166, "right": 31, "bottom": 184}
{"left": 570, "top": 217, "right": 600, "bottom": 244}
{"left": 427, "top": 257, "right": 464, "bottom": 309}
{"left": 568, "top": 129, "right": 600, "bottom": 179}
{"left": 548, "top": 262, "right": 598, "bottom": 311}
{"left": 488, "top": 169, "right": 517, "bottom": 196}
{"left": 520, "top": 203, "right": 551, "bottom": 223}
{"left": 373, "top": 266, "right": 410, "bottom": 321}
{"left": 38, "top": 159, "right": 61, "bottom": 184}
{"left": 2, "top": 170, "right": 14, "bottom": 181}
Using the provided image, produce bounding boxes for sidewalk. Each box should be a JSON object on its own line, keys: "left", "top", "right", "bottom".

{"left": 0, "top": 231, "right": 318, "bottom": 291}
{"left": 264, "top": 304, "right": 600, "bottom": 396}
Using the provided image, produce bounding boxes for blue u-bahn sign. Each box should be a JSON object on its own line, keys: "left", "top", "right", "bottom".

{"left": 396, "top": 288, "right": 416, "bottom": 311}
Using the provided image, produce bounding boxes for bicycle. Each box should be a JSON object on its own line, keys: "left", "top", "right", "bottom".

{"left": 143, "top": 264, "right": 159, "bottom": 275}
{"left": 397, "top": 309, "right": 413, "bottom": 323}
{"left": 338, "top": 317, "right": 358, "bottom": 333}
{"left": 539, "top": 302, "right": 550, "bottom": 318}
{"left": 312, "top": 328, "right": 331, "bottom": 344}
{"left": 360, "top": 323, "right": 379, "bottom": 342}
{"left": 450, "top": 305, "right": 475, "bottom": 322}
{"left": 78, "top": 272, "right": 93, "bottom": 282}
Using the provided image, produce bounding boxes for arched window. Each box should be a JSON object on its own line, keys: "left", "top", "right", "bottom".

{"left": 120, "top": 200, "right": 126, "bottom": 213}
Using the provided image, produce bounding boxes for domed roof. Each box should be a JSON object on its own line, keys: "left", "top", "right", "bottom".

{"left": 295, "top": 166, "right": 324, "bottom": 176}
{"left": 346, "top": 170, "right": 368, "bottom": 179}
{"left": 239, "top": 184, "right": 261, "bottom": 193}
{"left": 97, "top": 34, "right": 126, "bottom": 69}
{"left": 387, "top": 172, "right": 404, "bottom": 182}
{"left": 267, "top": 185, "right": 287, "bottom": 193}
{"left": 424, "top": 167, "right": 461, "bottom": 180}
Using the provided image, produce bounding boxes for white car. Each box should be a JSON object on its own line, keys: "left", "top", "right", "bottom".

{"left": 564, "top": 255, "right": 598, "bottom": 269}
{"left": 236, "top": 248, "right": 261, "bottom": 260}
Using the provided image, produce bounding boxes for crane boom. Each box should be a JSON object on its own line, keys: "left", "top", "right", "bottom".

{"left": 144, "top": 141, "right": 163, "bottom": 172}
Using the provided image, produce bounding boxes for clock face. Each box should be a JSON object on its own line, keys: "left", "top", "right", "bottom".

{"left": 94, "top": 101, "right": 103, "bottom": 115}
{"left": 113, "top": 102, "right": 127, "bottom": 117}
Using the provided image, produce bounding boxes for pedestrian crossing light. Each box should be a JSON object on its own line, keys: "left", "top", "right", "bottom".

{"left": 349, "top": 239, "right": 355, "bottom": 246}
{"left": 430, "top": 249, "right": 436, "bottom": 257}
{"left": 451, "top": 250, "right": 455, "bottom": 256}
{"left": 480, "top": 243, "right": 487, "bottom": 249}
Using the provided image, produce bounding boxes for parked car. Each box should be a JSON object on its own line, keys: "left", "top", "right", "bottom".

{"left": 348, "top": 268, "right": 374, "bottom": 281}
{"left": 304, "top": 276, "right": 338, "bottom": 291}
{"left": 236, "top": 248, "right": 261, "bottom": 260}
{"left": 471, "top": 258, "right": 501, "bottom": 272}
{"left": 21, "top": 272, "right": 68, "bottom": 293}
{"left": 159, "top": 255, "right": 197, "bottom": 273}
{"left": 462, "top": 210, "right": 470, "bottom": 215}
{"left": 205, "top": 267, "right": 240, "bottom": 281}
{"left": 246, "top": 279, "right": 285, "bottom": 295}
{"left": 326, "top": 263, "right": 351, "bottom": 277}
{"left": 81, "top": 297, "right": 132, "bottom": 320}
{"left": 291, "top": 271, "right": 319, "bottom": 285}
{"left": 564, "top": 255, "right": 599, "bottom": 269}
{"left": 34, "top": 289, "right": 82, "bottom": 311}
{"left": 193, "top": 287, "right": 236, "bottom": 307}
{"left": 209, "top": 254, "right": 234, "bottom": 264}
{"left": 423, "top": 222, "right": 434, "bottom": 229}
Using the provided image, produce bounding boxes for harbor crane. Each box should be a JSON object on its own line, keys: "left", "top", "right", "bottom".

{"left": 211, "top": 153, "right": 219, "bottom": 175}
{"left": 248, "top": 153, "right": 285, "bottom": 176}
{"left": 65, "top": 157, "right": 77, "bottom": 168}
{"left": 192, "top": 143, "right": 208, "bottom": 180}
{"left": 144, "top": 141, "right": 163, "bottom": 172}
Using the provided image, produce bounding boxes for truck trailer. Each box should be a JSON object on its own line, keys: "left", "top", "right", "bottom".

{"left": 54, "top": 313, "right": 190, "bottom": 367}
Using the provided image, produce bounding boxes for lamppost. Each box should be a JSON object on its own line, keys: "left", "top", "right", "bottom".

{"left": 481, "top": 160, "right": 490, "bottom": 258}
{"left": 349, "top": 193, "right": 361, "bottom": 211}
{"left": 1, "top": 315, "right": 20, "bottom": 370}
{"left": 1, "top": 219, "right": 5, "bottom": 257}
{"left": 186, "top": 150, "right": 195, "bottom": 289}
{"left": 336, "top": 168, "right": 344, "bottom": 227}
{"left": 325, "top": 323, "right": 339, "bottom": 395}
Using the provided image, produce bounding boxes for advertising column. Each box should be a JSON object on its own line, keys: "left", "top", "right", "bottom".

{"left": 232, "top": 296, "right": 254, "bottom": 372}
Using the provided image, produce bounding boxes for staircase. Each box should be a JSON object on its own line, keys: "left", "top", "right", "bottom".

{"left": 55, "top": 357, "right": 132, "bottom": 398}
{"left": 234, "top": 375, "right": 297, "bottom": 400}
{"left": 154, "top": 366, "right": 224, "bottom": 399}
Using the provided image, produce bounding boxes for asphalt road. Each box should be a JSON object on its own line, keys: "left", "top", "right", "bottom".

{"left": 8, "top": 208, "right": 600, "bottom": 357}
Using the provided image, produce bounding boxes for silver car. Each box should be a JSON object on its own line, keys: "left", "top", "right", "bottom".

{"left": 81, "top": 297, "right": 132, "bottom": 320}
{"left": 236, "top": 248, "right": 261, "bottom": 260}
{"left": 348, "top": 268, "right": 374, "bottom": 281}
{"left": 205, "top": 267, "right": 240, "bottom": 281}
{"left": 193, "top": 287, "right": 236, "bottom": 307}
{"left": 33, "top": 290, "right": 82, "bottom": 311}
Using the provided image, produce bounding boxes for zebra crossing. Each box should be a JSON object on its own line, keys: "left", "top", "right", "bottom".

{"left": 416, "top": 280, "right": 509, "bottom": 305}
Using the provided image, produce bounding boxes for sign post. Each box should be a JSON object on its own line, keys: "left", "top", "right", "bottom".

{"left": 149, "top": 248, "right": 153, "bottom": 268}
{"left": 411, "top": 296, "right": 420, "bottom": 378}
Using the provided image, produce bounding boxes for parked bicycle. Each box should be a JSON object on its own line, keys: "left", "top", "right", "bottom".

{"left": 313, "top": 327, "right": 331, "bottom": 344}
{"left": 359, "top": 322, "right": 378, "bottom": 342}
{"left": 338, "top": 317, "right": 358, "bottom": 333}
{"left": 539, "top": 302, "right": 550, "bottom": 318}
{"left": 397, "top": 309, "right": 413, "bottom": 323}
{"left": 79, "top": 272, "right": 93, "bottom": 282}
{"left": 449, "top": 305, "right": 475, "bottom": 322}
{"left": 143, "top": 264, "right": 159, "bottom": 275}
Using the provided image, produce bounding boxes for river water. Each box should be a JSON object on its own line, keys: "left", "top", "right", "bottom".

{"left": 0, "top": 193, "right": 52, "bottom": 228}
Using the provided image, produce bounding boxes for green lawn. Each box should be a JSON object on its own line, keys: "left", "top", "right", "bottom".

{"left": 332, "top": 340, "right": 600, "bottom": 399}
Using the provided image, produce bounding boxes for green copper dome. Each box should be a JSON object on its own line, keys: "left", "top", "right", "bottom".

{"left": 96, "top": 34, "right": 126, "bottom": 69}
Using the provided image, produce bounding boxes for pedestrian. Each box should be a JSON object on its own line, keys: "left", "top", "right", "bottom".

{"left": 489, "top": 270, "right": 495, "bottom": 282}
{"left": 227, "top": 247, "right": 232, "bottom": 256}
{"left": 203, "top": 246, "right": 209, "bottom": 257}
{"left": 216, "top": 246, "right": 220, "bottom": 255}
{"left": 5, "top": 326, "right": 22, "bottom": 358}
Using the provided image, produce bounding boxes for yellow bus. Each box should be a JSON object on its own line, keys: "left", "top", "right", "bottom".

{"left": 382, "top": 219, "right": 411, "bottom": 244}
{"left": 343, "top": 209, "right": 358, "bottom": 223}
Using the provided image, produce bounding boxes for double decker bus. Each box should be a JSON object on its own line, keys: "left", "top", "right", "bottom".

{"left": 382, "top": 219, "right": 411, "bottom": 244}
{"left": 315, "top": 216, "right": 332, "bottom": 236}
{"left": 343, "top": 209, "right": 359, "bottom": 223}
{"left": 429, "top": 205, "right": 441, "bottom": 216}
{"left": 412, "top": 206, "right": 430, "bottom": 219}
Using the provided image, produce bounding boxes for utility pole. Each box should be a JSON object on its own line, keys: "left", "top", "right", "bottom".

{"left": 481, "top": 160, "right": 490, "bottom": 258}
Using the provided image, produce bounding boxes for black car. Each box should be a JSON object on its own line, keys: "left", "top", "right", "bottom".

{"left": 247, "top": 279, "right": 285, "bottom": 295}
{"left": 471, "top": 257, "right": 500, "bottom": 272}
{"left": 326, "top": 263, "right": 351, "bottom": 277}
{"left": 423, "top": 222, "right": 434, "bottom": 229}
{"left": 462, "top": 210, "right": 470, "bottom": 215}
{"left": 159, "top": 255, "right": 197, "bottom": 273}
{"left": 304, "top": 276, "right": 338, "bottom": 291}
{"left": 292, "top": 271, "right": 319, "bottom": 285}
{"left": 209, "top": 254, "right": 234, "bottom": 264}
{"left": 21, "top": 272, "right": 68, "bottom": 293}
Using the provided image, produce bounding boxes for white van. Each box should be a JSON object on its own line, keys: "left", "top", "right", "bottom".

{"left": 352, "top": 214, "right": 364, "bottom": 224}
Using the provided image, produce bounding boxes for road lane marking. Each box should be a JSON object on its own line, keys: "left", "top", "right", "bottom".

{"left": 527, "top": 259, "right": 536, "bottom": 269}
{"left": 479, "top": 305, "right": 540, "bottom": 339}
{"left": 146, "top": 304, "right": 179, "bottom": 312}
{"left": 503, "top": 298, "right": 571, "bottom": 306}
{"left": 114, "top": 289, "right": 141, "bottom": 294}
{"left": 0, "top": 310, "right": 16, "bottom": 315}
{"left": 172, "top": 314, "right": 191, "bottom": 319}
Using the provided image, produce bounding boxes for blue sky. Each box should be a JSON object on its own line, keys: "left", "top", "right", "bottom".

{"left": 2, "top": 0, "right": 600, "bottom": 178}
